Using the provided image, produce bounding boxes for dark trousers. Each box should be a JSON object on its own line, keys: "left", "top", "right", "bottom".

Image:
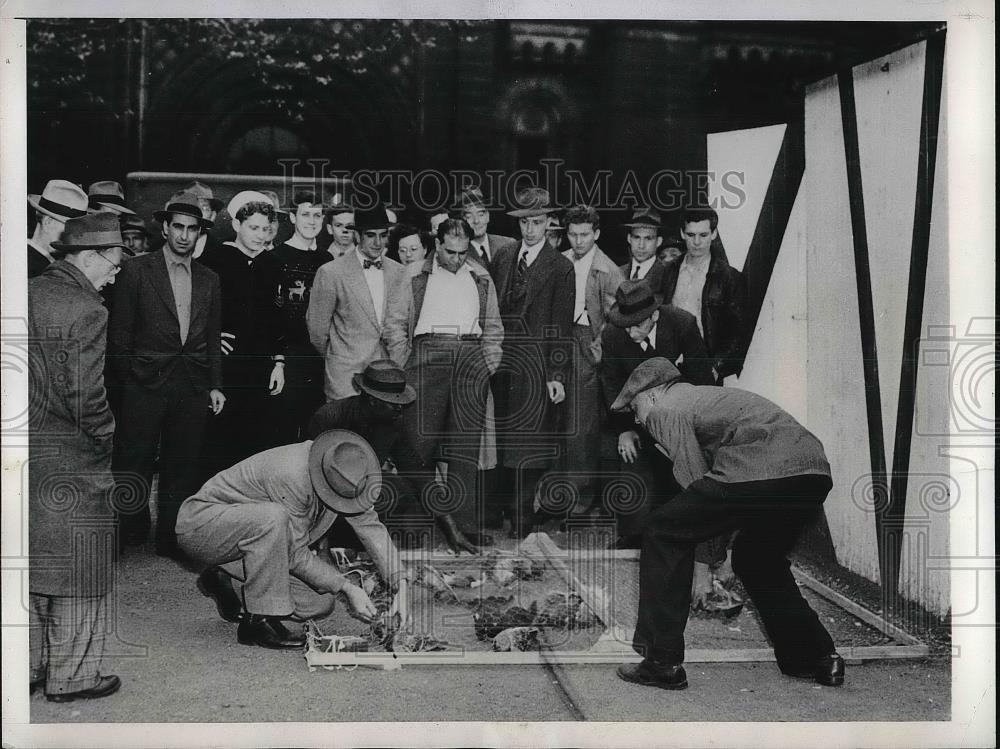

{"left": 113, "top": 377, "right": 208, "bottom": 545}
{"left": 634, "top": 474, "right": 835, "bottom": 668}
{"left": 565, "top": 326, "right": 604, "bottom": 511}
{"left": 268, "top": 350, "right": 324, "bottom": 444}
{"left": 400, "top": 337, "right": 489, "bottom": 530}
{"left": 200, "top": 359, "right": 273, "bottom": 481}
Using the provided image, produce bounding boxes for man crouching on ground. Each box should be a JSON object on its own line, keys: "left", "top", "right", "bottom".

{"left": 176, "top": 429, "right": 409, "bottom": 649}
{"left": 610, "top": 358, "right": 844, "bottom": 690}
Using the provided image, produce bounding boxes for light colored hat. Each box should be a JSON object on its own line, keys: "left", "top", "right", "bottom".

{"left": 260, "top": 189, "right": 287, "bottom": 216}
{"left": 181, "top": 180, "right": 223, "bottom": 211}
{"left": 308, "top": 430, "right": 383, "bottom": 515}
{"left": 87, "top": 181, "right": 136, "bottom": 215}
{"left": 227, "top": 190, "right": 274, "bottom": 219}
{"left": 609, "top": 357, "right": 683, "bottom": 413}
{"left": 27, "top": 179, "right": 89, "bottom": 222}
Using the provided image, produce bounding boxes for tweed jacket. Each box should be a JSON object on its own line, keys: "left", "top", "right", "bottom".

{"left": 306, "top": 250, "right": 408, "bottom": 400}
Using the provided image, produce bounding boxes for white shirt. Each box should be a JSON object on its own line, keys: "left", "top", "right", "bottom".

{"left": 571, "top": 248, "right": 596, "bottom": 325}
{"left": 517, "top": 239, "right": 547, "bottom": 268}
{"left": 639, "top": 325, "right": 658, "bottom": 352}
{"left": 356, "top": 249, "right": 386, "bottom": 326}
{"left": 628, "top": 256, "right": 657, "bottom": 281}
{"left": 671, "top": 251, "right": 711, "bottom": 335}
{"left": 414, "top": 259, "right": 482, "bottom": 337}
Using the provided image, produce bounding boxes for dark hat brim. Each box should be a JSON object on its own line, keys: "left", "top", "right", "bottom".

{"left": 153, "top": 208, "right": 214, "bottom": 229}
{"left": 50, "top": 239, "right": 131, "bottom": 254}
{"left": 607, "top": 295, "right": 664, "bottom": 327}
{"left": 622, "top": 221, "right": 662, "bottom": 231}
{"left": 507, "top": 207, "right": 554, "bottom": 218}
{"left": 352, "top": 372, "right": 416, "bottom": 405}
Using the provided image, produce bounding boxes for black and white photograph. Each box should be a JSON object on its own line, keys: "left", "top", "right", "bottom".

{"left": 0, "top": 2, "right": 994, "bottom": 748}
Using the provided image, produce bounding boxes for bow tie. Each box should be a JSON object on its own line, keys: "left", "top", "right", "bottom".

{"left": 363, "top": 258, "right": 383, "bottom": 270}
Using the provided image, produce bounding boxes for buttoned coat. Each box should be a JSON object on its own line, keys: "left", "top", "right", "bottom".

{"left": 306, "top": 251, "right": 408, "bottom": 400}
{"left": 108, "top": 249, "right": 223, "bottom": 392}
{"left": 563, "top": 245, "right": 625, "bottom": 364}
{"left": 491, "top": 242, "right": 575, "bottom": 468}
{"left": 28, "top": 261, "right": 116, "bottom": 596}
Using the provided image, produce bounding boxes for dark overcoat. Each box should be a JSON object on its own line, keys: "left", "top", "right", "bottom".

{"left": 491, "top": 242, "right": 575, "bottom": 468}
{"left": 28, "top": 261, "right": 116, "bottom": 596}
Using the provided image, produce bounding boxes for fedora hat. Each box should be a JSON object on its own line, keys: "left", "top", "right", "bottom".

{"left": 610, "top": 357, "right": 683, "bottom": 413}
{"left": 622, "top": 207, "right": 663, "bottom": 231}
{"left": 308, "top": 429, "right": 383, "bottom": 515}
{"left": 352, "top": 205, "right": 391, "bottom": 234}
{"left": 50, "top": 212, "right": 133, "bottom": 255}
{"left": 452, "top": 186, "right": 490, "bottom": 213}
{"left": 226, "top": 190, "right": 274, "bottom": 220}
{"left": 181, "top": 180, "right": 223, "bottom": 211}
{"left": 351, "top": 359, "right": 416, "bottom": 405}
{"left": 153, "top": 191, "right": 214, "bottom": 229}
{"left": 87, "top": 181, "right": 136, "bottom": 216}
{"left": 260, "top": 189, "right": 288, "bottom": 217}
{"left": 27, "top": 180, "right": 89, "bottom": 222}
{"left": 120, "top": 214, "right": 149, "bottom": 236}
{"left": 507, "top": 187, "right": 555, "bottom": 218}
{"left": 607, "top": 279, "right": 664, "bottom": 328}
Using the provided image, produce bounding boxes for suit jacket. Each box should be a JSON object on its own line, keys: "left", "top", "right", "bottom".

{"left": 491, "top": 241, "right": 575, "bottom": 466}
{"left": 600, "top": 303, "right": 713, "bottom": 434}
{"left": 384, "top": 256, "right": 504, "bottom": 374}
{"left": 619, "top": 257, "right": 670, "bottom": 297}
{"left": 109, "top": 249, "right": 223, "bottom": 392}
{"left": 659, "top": 249, "right": 748, "bottom": 379}
{"left": 563, "top": 245, "right": 625, "bottom": 363}
{"left": 468, "top": 233, "right": 516, "bottom": 279}
{"left": 306, "top": 251, "right": 407, "bottom": 400}
{"left": 28, "top": 261, "right": 115, "bottom": 596}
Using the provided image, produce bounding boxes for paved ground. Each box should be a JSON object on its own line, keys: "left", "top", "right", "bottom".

{"left": 23, "top": 542, "right": 950, "bottom": 725}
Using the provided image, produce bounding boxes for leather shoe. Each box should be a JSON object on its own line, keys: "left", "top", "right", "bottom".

{"left": 237, "top": 614, "right": 306, "bottom": 649}
{"left": 197, "top": 567, "right": 243, "bottom": 622}
{"left": 46, "top": 675, "right": 121, "bottom": 703}
{"left": 782, "top": 653, "right": 846, "bottom": 687}
{"left": 616, "top": 660, "right": 688, "bottom": 690}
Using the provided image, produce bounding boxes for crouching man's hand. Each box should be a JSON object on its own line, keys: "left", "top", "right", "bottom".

{"left": 340, "top": 583, "right": 377, "bottom": 623}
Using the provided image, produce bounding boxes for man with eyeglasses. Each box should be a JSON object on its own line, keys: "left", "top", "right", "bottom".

{"left": 109, "top": 192, "right": 225, "bottom": 557}
{"left": 307, "top": 205, "right": 408, "bottom": 402}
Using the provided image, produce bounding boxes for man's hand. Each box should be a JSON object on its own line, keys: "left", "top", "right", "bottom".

{"left": 340, "top": 583, "right": 377, "bottom": 623}
{"left": 209, "top": 389, "right": 226, "bottom": 415}
{"left": 618, "top": 430, "right": 641, "bottom": 464}
{"left": 220, "top": 332, "right": 236, "bottom": 355}
{"left": 389, "top": 579, "right": 411, "bottom": 629}
{"left": 546, "top": 380, "right": 565, "bottom": 404}
{"left": 690, "top": 561, "right": 714, "bottom": 610}
{"left": 269, "top": 364, "right": 285, "bottom": 395}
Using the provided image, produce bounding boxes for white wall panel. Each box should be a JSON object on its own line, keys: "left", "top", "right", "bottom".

{"left": 804, "top": 74, "right": 880, "bottom": 583}
{"left": 707, "top": 124, "right": 786, "bottom": 272}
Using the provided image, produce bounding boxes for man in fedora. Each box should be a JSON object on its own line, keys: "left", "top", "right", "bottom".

{"left": 109, "top": 191, "right": 225, "bottom": 556}
{"left": 609, "top": 358, "right": 844, "bottom": 690}
{"left": 559, "top": 205, "right": 625, "bottom": 516}
{"left": 491, "top": 187, "right": 575, "bottom": 537}
{"left": 323, "top": 193, "right": 357, "bottom": 259}
{"left": 27, "top": 179, "right": 90, "bottom": 277}
{"left": 176, "top": 430, "right": 409, "bottom": 649}
{"left": 120, "top": 215, "right": 150, "bottom": 258}
{"left": 197, "top": 191, "right": 286, "bottom": 476}
{"left": 620, "top": 207, "right": 670, "bottom": 296}
{"left": 661, "top": 206, "right": 748, "bottom": 385}
{"left": 28, "top": 212, "right": 133, "bottom": 702}
{"left": 87, "top": 180, "right": 136, "bottom": 216}
{"left": 600, "top": 279, "right": 725, "bottom": 597}
{"left": 178, "top": 180, "right": 225, "bottom": 261}
{"left": 453, "top": 187, "right": 516, "bottom": 277}
{"left": 307, "top": 204, "right": 408, "bottom": 402}
{"left": 384, "top": 217, "right": 505, "bottom": 549}
{"left": 307, "top": 360, "right": 480, "bottom": 554}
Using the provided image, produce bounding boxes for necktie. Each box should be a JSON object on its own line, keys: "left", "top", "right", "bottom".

{"left": 631, "top": 264, "right": 640, "bottom": 280}
{"left": 640, "top": 337, "right": 651, "bottom": 351}
{"left": 477, "top": 243, "right": 489, "bottom": 265}
{"left": 363, "top": 258, "right": 383, "bottom": 270}
{"left": 516, "top": 251, "right": 528, "bottom": 282}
